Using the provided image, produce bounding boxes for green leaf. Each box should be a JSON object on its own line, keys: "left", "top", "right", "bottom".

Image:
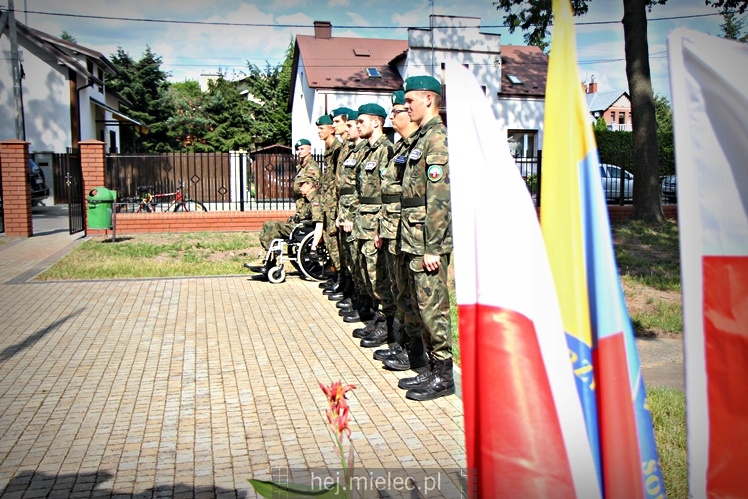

{"left": 247, "top": 479, "right": 347, "bottom": 498}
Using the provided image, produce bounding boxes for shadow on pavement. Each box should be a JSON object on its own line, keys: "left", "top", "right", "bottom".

{"left": 0, "top": 309, "right": 83, "bottom": 362}
{"left": 0, "top": 470, "right": 245, "bottom": 498}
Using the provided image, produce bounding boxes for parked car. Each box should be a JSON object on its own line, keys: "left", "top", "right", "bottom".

{"left": 660, "top": 174, "right": 677, "bottom": 203}
{"left": 29, "top": 159, "right": 50, "bottom": 206}
{"left": 600, "top": 163, "right": 633, "bottom": 202}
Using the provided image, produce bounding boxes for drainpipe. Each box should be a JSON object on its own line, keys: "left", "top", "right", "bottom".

{"left": 76, "top": 77, "right": 94, "bottom": 147}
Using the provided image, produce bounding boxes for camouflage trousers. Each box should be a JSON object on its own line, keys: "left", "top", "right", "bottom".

{"left": 359, "top": 240, "right": 396, "bottom": 317}
{"left": 259, "top": 220, "right": 294, "bottom": 250}
{"left": 340, "top": 234, "right": 366, "bottom": 296}
{"left": 405, "top": 253, "right": 453, "bottom": 361}
{"left": 323, "top": 215, "right": 340, "bottom": 272}
{"left": 382, "top": 239, "right": 421, "bottom": 340}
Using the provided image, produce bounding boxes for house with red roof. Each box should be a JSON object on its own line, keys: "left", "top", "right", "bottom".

{"left": 290, "top": 15, "right": 548, "bottom": 157}
{"left": 585, "top": 77, "right": 632, "bottom": 131}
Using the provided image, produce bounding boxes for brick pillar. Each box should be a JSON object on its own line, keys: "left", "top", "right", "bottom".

{"left": 79, "top": 140, "right": 107, "bottom": 234}
{"left": 0, "top": 140, "right": 33, "bottom": 237}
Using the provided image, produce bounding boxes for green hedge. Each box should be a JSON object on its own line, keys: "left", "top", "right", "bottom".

{"left": 594, "top": 130, "right": 675, "bottom": 176}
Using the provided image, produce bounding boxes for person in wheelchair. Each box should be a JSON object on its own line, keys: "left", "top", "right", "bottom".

{"left": 245, "top": 138, "right": 319, "bottom": 272}
{"left": 247, "top": 175, "right": 323, "bottom": 280}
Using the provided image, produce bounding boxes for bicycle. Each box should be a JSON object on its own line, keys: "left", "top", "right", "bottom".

{"left": 117, "top": 180, "right": 207, "bottom": 212}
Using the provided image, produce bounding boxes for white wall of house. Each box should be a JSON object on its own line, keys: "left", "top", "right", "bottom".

{"left": 406, "top": 16, "right": 504, "bottom": 122}
{"left": 497, "top": 96, "right": 545, "bottom": 148}
{"left": 1, "top": 35, "right": 122, "bottom": 154}
{"left": 291, "top": 63, "right": 396, "bottom": 153}
{"left": 0, "top": 37, "right": 72, "bottom": 152}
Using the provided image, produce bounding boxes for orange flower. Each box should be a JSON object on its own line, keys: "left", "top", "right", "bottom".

{"left": 320, "top": 380, "right": 356, "bottom": 441}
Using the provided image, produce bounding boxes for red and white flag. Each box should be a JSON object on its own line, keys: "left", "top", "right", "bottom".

{"left": 446, "top": 61, "right": 599, "bottom": 497}
{"left": 668, "top": 28, "right": 748, "bottom": 497}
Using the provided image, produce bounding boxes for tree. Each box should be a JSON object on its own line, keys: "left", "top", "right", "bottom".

{"left": 594, "top": 116, "right": 609, "bottom": 132}
{"left": 60, "top": 31, "right": 76, "bottom": 43}
{"left": 109, "top": 46, "right": 177, "bottom": 152}
{"left": 706, "top": 0, "right": 748, "bottom": 14}
{"left": 164, "top": 80, "right": 210, "bottom": 150}
{"left": 240, "top": 41, "right": 294, "bottom": 147}
{"left": 653, "top": 93, "right": 672, "bottom": 134}
{"left": 719, "top": 8, "right": 748, "bottom": 42}
{"left": 201, "top": 73, "right": 255, "bottom": 151}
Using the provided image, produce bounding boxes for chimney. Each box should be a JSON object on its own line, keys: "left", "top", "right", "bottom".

{"left": 314, "top": 21, "right": 332, "bottom": 39}
{"left": 588, "top": 75, "right": 598, "bottom": 94}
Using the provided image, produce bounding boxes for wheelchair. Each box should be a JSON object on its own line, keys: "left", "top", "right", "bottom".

{"left": 257, "top": 222, "right": 334, "bottom": 284}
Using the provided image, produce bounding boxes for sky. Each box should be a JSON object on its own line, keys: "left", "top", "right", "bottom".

{"left": 11, "top": 0, "right": 730, "bottom": 101}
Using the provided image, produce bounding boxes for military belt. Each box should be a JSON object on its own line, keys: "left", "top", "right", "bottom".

{"left": 381, "top": 194, "right": 401, "bottom": 204}
{"left": 359, "top": 196, "right": 382, "bottom": 204}
{"left": 339, "top": 187, "right": 356, "bottom": 196}
{"left": 401, "top": 196, "right": 426, "bottom": 208}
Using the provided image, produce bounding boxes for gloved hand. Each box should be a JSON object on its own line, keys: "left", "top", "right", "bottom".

{"left": 307, "top": 248, "right": 318, "bottom": 261}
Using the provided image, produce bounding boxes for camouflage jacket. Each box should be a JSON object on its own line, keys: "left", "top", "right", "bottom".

{"left": 322, "top": 139, "right": 342, "bottom": 204}
{"left": 379, "top": 130, "right": 418, "bottom": 240}
{"left": 337, "top": 140, "right": 368, "bottom": 223}
{"left": 306, "top": 188, "right": 324, "bottom": 224}
{"left": 294, "top": 155, "right": 321, "bottom": 198}
{"left": 400, "top": 116, "right": 452, "bottom": 256}
{"left": 354, "top": 135, "right": 393, "bottom": 241}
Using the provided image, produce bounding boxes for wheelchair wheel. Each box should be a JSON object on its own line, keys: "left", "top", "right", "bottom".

{"left": 297, "top": 232, "right": 333, "bottom": 281}
{"left": 267, "top": 265, "right": 286, "bottom": 284}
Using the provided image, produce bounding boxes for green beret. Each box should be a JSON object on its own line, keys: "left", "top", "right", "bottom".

{"left": 316, "top": 115, "right": 333, "bottom": 125}
{"left": 403, "top": 75, "right": 442, "bottom": 96}
{"left": 345, "top": 109, "right": 358, "bottom": 120}
{"left": 330, "top": 107, "right": 355, "bottom": 119}
{"left": 294, "top": 138, "right": 311, "bottom": 149}
{"left": 391, "top": 90, "right": 406, "bottom": 106}
{"left": 357, "top": 103, "right": 387, "bottom": 119}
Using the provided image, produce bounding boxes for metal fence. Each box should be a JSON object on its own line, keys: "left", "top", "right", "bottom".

{"left": 105, "top": 150, "right": 327, "bottom": 211}
{"left": 103, "top": 148, "right": 674, "bottom": 211}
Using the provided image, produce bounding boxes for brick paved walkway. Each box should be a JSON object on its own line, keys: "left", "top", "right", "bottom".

{"left": 0, "top": 232, "right": 466, "bottom": 498}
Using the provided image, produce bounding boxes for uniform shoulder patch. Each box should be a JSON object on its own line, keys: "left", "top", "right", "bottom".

{"left": 427, "top": 165, "right": 443, "bottom": 182}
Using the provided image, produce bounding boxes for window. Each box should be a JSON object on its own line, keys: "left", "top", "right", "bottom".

{"left": 507, "top": 74, "right": 523, "bottom": 85}
{"left": 366, "top": 67, "right": 381, "bottom": 78}
{"left": 618, "top": 111, "right": 625, "bottom": 124}
{"left": 507, "top": 130, "right": 538, "bottom": 177}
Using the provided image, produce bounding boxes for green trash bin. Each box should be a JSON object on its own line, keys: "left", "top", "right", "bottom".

{"left": 87, "top": 187, "right": 116, "bottom": 229}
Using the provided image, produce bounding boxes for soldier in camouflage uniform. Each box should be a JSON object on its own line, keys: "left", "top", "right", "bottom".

{"left": 372, "top": 91, "right": 427, "bottom": 372}
{"left": 353, "top": 103, "right": 397, "bottom": 346}
{"left": 396, "top": 76, "right": 455, "bottom": 401}
{"left": 316, "top": 115, "right": 342, "bottom": 290}
{"left": 335, "top": 111, "right": 371, "bottom": 322}
{"left": 326, "top": 107, "right": 357, "bottom": 301}
{"left": 299, "top": 175, "right": 324, "bottom": 258}
{"left": 255, "top": 138, "right": 319, "bottom": 253}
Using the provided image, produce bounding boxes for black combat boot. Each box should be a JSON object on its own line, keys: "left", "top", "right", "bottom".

{"left": 321, "top": 271, "right": 338, "bottom": 292}
{"left": 336, "top": 297, "right": 353, "bottom": 309}
{"left": 352, "top": 312, "right": 385, "bottom": 338}
{"left": 360, "top": 316, "right": 395, "bottom": 348}
{"left": 397, "top": 358, "right": 434, "bottom": 390}
{"left": 405, "top": 358, "right": 455, "bottom": 401}
{"left": 357, "top": 298, "right": 377, "bottom": 322}
{"left": 323, "top": 272, "right": 343, "bottom": 295}
{"left": 319, "top": 272, "right": 336, "bottom": 289}
{"left": 344, "top": 296, "right": 373, "bottom": 323}
{"left": 373, "top": 343, "right": 403, "bottom": 361}
{"left": 338, "top": 292, "right": 359, "bottom": 315}
{"left": 328, "top": 273, "right": 353, "bottom": 301}
{"left": 383, "top": 334, "right": 427, "bottom": 371}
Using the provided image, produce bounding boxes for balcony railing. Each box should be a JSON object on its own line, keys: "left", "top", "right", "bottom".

{"left": 608, "top": 123, "right": 633, "bottom": 132}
